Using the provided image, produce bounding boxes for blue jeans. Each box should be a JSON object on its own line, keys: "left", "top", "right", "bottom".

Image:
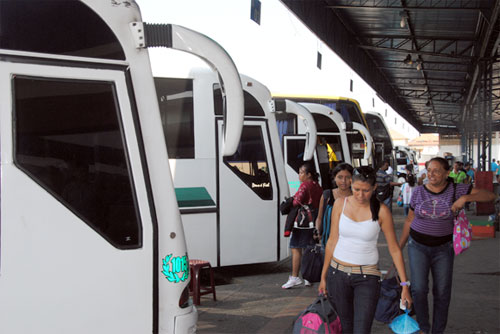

{"left": 383, "top": 196, "right": 392, "bottom": 212}
{"left": 326, "top": 266, "right": 381, "bottom": 333}
{"left": 408, "top": 236, "right": 454, "bottom": 334}
{"left": 404, "top": 204, "right": 410, "bottom": 216}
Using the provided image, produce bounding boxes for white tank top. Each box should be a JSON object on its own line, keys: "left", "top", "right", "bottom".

{"left": 333, "top": 198, "right": 381, "bottom": 265}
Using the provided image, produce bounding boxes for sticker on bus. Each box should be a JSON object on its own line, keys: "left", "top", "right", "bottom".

{"left": 162, "top": 254, "right": 189, "bottom": 283}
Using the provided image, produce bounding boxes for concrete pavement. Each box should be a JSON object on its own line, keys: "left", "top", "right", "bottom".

{"left": 194, "top": 204, "right": 500, "bottom": 333}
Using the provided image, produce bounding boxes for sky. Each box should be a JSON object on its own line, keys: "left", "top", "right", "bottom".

{"left": 136, "top": 0, "right": 420, "bottom": 139}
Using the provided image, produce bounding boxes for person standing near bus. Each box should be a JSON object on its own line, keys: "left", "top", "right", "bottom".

{"left": 315, "top": 163, "right": 354, "bottom": 247}
{"left": 376, "top": 160, "right": 402, "bottom": 212}
{"left": 282, "top": 162, "right": 323, "bottom": 289}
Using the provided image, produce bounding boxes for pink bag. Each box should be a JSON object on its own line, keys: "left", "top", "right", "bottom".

{"left": 453, "top": 209, "right": 472, "bottom": 255}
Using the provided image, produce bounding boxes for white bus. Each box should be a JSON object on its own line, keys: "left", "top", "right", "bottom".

{"left": 153, "top": 68, "right": 318, "bottom": 267}
{"left": 365, "top": 111, "right": 396, "bottom": 171}
{"left": 277, "top": 102, "right": 374, "bottom": 194}
{"left": 395, "top": 146, "right": 419, "bottom": 177}
{"left": 0, "top": 1, "right": 245, "bottom": 333}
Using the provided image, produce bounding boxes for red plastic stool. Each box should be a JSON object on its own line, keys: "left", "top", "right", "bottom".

{"left": 189, "top": 259, "right": 216, "bottom": 305}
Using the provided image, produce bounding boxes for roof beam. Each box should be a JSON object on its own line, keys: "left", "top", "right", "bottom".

{"left": 462, "top": 1, "right": 500, "bottom": 122}
{"left": 378, "top": 66, "right": 467, "bottom": 74}
{"left": 359, "top": 44, "right": 476, "bottom": 60}
{"left": 326, "top": 1, "right": 488, "bottom": 12}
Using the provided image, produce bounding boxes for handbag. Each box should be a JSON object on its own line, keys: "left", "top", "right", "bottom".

{"left": 396, "top": 191, "right": 403, "bottom": 207}
{"left": 375, "top": 266, "right": 402, "bottom": 324}
{"left": 453, "top": 209, "right": 472, "bottom": 255}
{"left": 300, "top": 244, "right": 324, "bottom": 283}
{"left": 452, "top": 183, "right": 472, "bottom": 255}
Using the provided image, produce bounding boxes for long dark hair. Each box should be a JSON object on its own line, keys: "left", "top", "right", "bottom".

{"left": 407, "top": 174, "right": 416, "bottom": 187}
{"left": 300, "top": 161, "right": 319, "bottom": 182}
{"left": 352, "top": 166, "right": 380, "bottom": 221}
{"left": 330, "top": 163, "right": 354, "bottom": 187}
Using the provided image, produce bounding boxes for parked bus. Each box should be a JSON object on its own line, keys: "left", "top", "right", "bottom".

{"left": 153, "top": 69, "right": 318, "bottom": 267}
{"left": 0, "top": 1, "right": 245, "bottom": 333}
{"left": 277, "top": 102, "right": 373, "bottom": 193}
{"left": 364, "top": 111, "right": 396, "bottom": 171}
{"left": 395, "top": 146, "right": 419, "bottom": 177}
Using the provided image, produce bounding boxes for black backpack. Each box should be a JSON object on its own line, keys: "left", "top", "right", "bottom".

{"left": 376, "top": 184, "right": 392, "bottom": 201}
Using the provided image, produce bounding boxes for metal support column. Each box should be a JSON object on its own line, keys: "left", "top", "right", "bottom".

{"left": 476, "top": 85, "right": 484, "bottom": 171}
{"left": 486, "top": 61, "right": 493, "bottom": 168}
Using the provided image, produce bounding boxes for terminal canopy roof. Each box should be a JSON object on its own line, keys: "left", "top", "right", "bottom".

{"left": 281, "top": 0, "right": 500, "bottom": 135}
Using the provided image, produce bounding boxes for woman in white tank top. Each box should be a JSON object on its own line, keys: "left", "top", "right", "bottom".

{"left": 318, "top": 166, "right": 412, "bottom": 334}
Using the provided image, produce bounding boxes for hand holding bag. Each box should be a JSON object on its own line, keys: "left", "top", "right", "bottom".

{"left": 301, "top": 244, "right": 324, "bottom": 283}
{"left": 375, "top": 266, "right": 402, "bottom": 324}
{"left": 452, "top": 183, "right": 472, "bottom": 255}
{"left": 389, "top": 307, "right": 420, "bottom": 334}
{"left": 453, "top": 209, "right": 472, "bottom": 255}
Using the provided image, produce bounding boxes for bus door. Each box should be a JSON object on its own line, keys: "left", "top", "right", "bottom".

{"left": 0, "top": 62, "right": 154, "bottom": 333}
{"left": 283, "top": 136, "right": 324, "bottom": 194}
{"left": 217, "top": 120, "right": 279, "bottom": 266}
{"left": 374, "top": 142, "right": 385, "bottom": 168}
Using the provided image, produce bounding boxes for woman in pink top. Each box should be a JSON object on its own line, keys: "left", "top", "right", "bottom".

{"left": 318, "top": 166, "right": 412, "bottom": 333}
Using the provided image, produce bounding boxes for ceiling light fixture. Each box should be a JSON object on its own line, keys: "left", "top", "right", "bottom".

{"left": 403, "top": 54, "right": 413, "bottom": 65}
{"left": 426, "top": 100, "right": 431, "bottom": 107}
{"left": 400, "top": 11, "right": 408, "bottom": 28}
{"left": 416, "top": 56, "right": 423, "bottom": 70}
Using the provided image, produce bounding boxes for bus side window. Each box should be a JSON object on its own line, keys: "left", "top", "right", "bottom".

{"left": 154, "top": 78, "right": 195, "bottom": 159}
{"left": 286, "top": 139, "right": 306, "bottom": 173}
{"left": 13, "top": 76, "right": 141, "bottom": 249}
{"left": 223, "top": 126, "right": 272, "bottom": 200}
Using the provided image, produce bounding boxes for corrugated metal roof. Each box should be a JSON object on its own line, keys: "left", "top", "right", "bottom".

{"left": 280, "top": 0, "right": 500, "bottom": 135}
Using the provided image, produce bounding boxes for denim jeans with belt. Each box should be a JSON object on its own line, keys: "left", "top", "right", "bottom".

{"left": 408, "top": 236, "right": 454, "bottom": 334}
{"left": 326, "top": 266, "right": 381, "bottom": 334}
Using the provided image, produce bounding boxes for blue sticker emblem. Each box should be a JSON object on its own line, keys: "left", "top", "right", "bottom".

{"left": 162, "top": 254, "right": 189, "bottom": 283}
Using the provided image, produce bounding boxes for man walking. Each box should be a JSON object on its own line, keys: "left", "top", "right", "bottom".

{"left": 491, "top": 158, "right": 498, "bottom": 173}
{"left": 376, "top": 160, "right": 402, "bottom": 211}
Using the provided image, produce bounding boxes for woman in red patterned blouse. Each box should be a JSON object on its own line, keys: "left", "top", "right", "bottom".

{"left": 282, "top": 162, "right": 323, "bottom": 289}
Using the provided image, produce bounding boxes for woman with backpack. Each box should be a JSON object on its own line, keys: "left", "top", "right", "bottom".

{"left": 318, "top": 166, "right": 412, "bottom": 333}
{"left": 314, "top": 163, "right": 354, "bottom": 247}
{"left": 282, "top": 162, "right": 323, "bottom": 289}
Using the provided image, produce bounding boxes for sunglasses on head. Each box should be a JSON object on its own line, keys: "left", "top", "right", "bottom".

{"left": 353, "top": 166, "right": 375, "bottom": 178}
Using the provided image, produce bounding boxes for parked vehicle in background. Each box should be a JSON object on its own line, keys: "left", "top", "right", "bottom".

{"left": 364, "top": 111, "right": 396, "bottom": 171}
{"left": 395, "top": 146, "right": 419, "bottom": 177}
{"left": 153, "top": 70, "right": 318, "bottom": 267}
{"left": 277, "top": 102, "right": 373, "bottom": 193}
